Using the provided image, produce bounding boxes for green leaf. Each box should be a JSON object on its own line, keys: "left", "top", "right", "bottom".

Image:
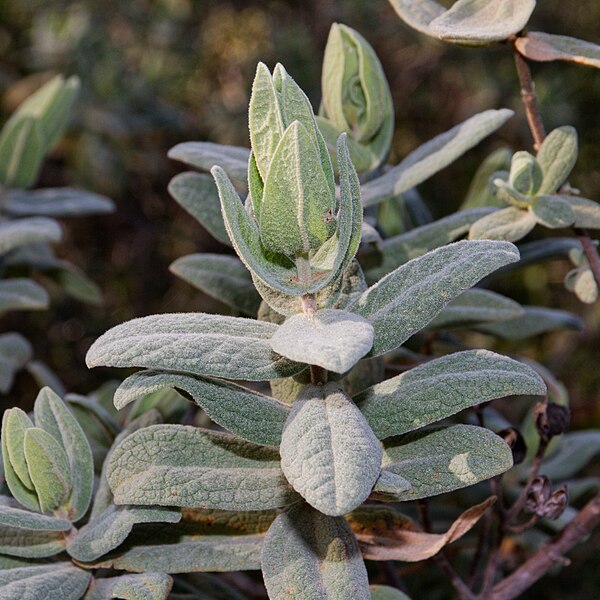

{"left": 0, "top": 218, "right": 62, "bottom": 256}
{"left": 350, "top": 240, "right": 519, "bottom": 356}
{"left": 114, "top": 370, "right": 290, "bottom": 446}
{"left": 531, "top": 195, "right": 575, "bottom": 229}
{"left": 428, "top": 289, "right": 524, "bottom": 329}
{"left": 33, "top": 387, "right": 94, "bottom": 522}
{"left": 361, "top": 109, "right": 514, "bottom": 206}
{"left": 5, "top": 188, "right": 114, "bottom": 217}
{"left": 23, "top": 428, "right": 71, "bottom": 513}
{"left": 262, "top": 503, "right": 370, "bottom": 600}
{"left": 7, "top": 75, "right": 80, "bottom": 155}
{"left": 86, "top": 313, "right": 304, "bottom": 381}
{"left": 355, "top": 350, "right": 545, "bottom": 440}
{"left": 169, "top": 253, "right": 261, "bottom": 316}
{"left": 270, "top": 309, "right": 374, "bottom": 374}
{"left": 387, "top": 0, "right": 445, "bottom": 35}
{"left": 168, "top": 142, "right": 250, "bottom": 183}
{"left": 537, "top": 126, "right": 578, "bottom": 194}
{"left": 516, "top": 32, "right": 600, "bottom": 70}
{"left": 0, "top": 525, "right": 66, "bottom": 558}
{"left": 280, "top": 383, "right": 381, "bottom": 515}
{"left": 84, "top": 573, "right": 172, "bottom": 600}
{"left": 371, "top": 469, "right": 412, "bottom": 501}
{"left": 107, "top": 424, "right": 295, "bottom": 510}
{"left": 316, "top": 116, "right": 374, "bottom": 173}
{"left": 124, "top": 388, "right": 188, "bottom": 425}
{"left": 26, "top": 360, "right": 65, "bottom": 396}
{"left": 0, "top": 279, "right": 49, "bottom": 314}
{"left": 468, "top": 206, "right": 537, "bottom": 242}
{"left": 1, "top": 409, "right": 40, "bottom": 512}
{"left": 461, "top": 148, "right": 512, "bottom": 209}
{"left": 91, "top": 411, "right": 163, "bottom": 520}
{"left": 248, "top": 63, "right": 285, "bottom": 181}
{"left": 0, "top": 505, "right": 71, "bottom": 532}
{"left": 370, "top": 586, "right": 413, "bottom": 600}
{"left": 67, "top": 504, "right": 181, "bottom": 562}
{"left": 167, "top": 172, "right": 231, "bottom": 246}
{"left": 429, "top": 0, "right": 536, "bottom": 44}
{"left": 381, "top": 425, "right": 513, "bottom": 500}
{"left": 477, "top": 306, "right": 582, "bottom": 339}
{"left": 260, "top": 121, "right": 335, "bottom": 258}
{"left": 212, "top": 165, "right": 304, "bottom": 295}
{"left": 563, "top": 196, "right": 600, "bottom": 229}
{"left": 0, "top": 563, "right": 91, "bottom": 600}
{"left": 509, "top": 151, "right": 543, "bottom": 196}
{"left": 0, "top": 116, "right": 45, "bottom": 189}
{"left": 540, "top": 431, "right": 600, "bottom": 481}
{"left": 365, "top": 208, "right": 496, "bottom": 282}
{"left": 0, "top": 333, "right": 32, "bottom": 393}
{"left": 47, "top": 261, "right": 104, "bottom": 306}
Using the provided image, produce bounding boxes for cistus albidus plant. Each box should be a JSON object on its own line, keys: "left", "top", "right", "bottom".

{"left": 1, "top": 2, "right": 600, "bottom": 598}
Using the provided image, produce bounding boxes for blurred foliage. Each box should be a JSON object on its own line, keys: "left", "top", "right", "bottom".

{"left": 0, "top": 0, "right": 597, "bottom": 439}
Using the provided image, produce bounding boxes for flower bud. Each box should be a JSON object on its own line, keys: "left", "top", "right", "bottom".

{"left": 320, "top": 23, "right": 394, "bottom": 172}
{"left": 525, "top": 476, "right": 568, "bottom": 520}
{"left": 498, "top": 427, "right": 527, "bottom": 465}
{"left": 534, "top": 401, "right": 570, "bottom": 442}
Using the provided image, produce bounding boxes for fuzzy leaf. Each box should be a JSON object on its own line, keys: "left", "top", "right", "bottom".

{"left": 167, "top": 172, "right": 230, "bottom": 246}
{"left": 0, "top": 333, "right": 32, "bottom": 393}
{"left": 468, "top": 206, "right": 537, "bottom": 242}
{"left": 350, "top": 240, "right": 519, "bottom": 356}
{"left": 170, "top": 253, "right": 261, "bottom": 316}
{"left": 280, "top": 383, "right": 382, "bottom": 515}
{"left": 537, "top": 126, "right": 578, "bottom": 194}
{"left": 107, "top": 424, "right": 295, "bottom": 510}
{"left": 540, "top": 431, "right": 600, "bottom": 481}
{"left": 316, "top": 117, "right": 374, "bottom": 173}
{"left": 516, "top": 32, "right": 600, "bottom": 70}
{"left": 461, "top": 148, "right": 512, "bottom": 209}
{"left": 381, "top": 425, "right": 513, "bottom": 500}
{"left": 33, "top": 388, "right": 94, "bottom": 522}
{"left": 1, "top": 409, "right": 40, "bottom": 512}
{"left": 428, "top": 289, "right": 524, "bottom": 329}
{"left": 562, "top": 196, "right": 600, "bottom": 229}
{"left": 361, "top": 110, "right": 513, "bottom": 206}
{"left": 261, "top": 503, "right": 370, "bottom": 600}
{"left": 387, "top": 0, "right": 445, "bottom": 35}
{"left": 270, "top": 309, "right": 374, "bottom": 374}
{"left": 4, "top": 188, "right": 114, "bottom": 217}
{"left": 67, "top": 504, "right": 181, "bottom": 562}
{"left": 0, "top": 506, "right": 71, "bottom": 532}
{"left": 23, "top": 428, "right": 71, "bottom": 512}
{"left": 212, "top": 165, "right": 306, "bottom": 294}
{"left": 0, "top": 279, "right": 49, "bottom": 314}
{"left": 0, "top": 116, "right": 45, "bottom": 189}
{"left": 477, "top": 306, "right": 582, "bottom": 339}
{"left": 0, "top": 218, "right": 62, "bottom": 255}
{"left": 0, "top": 525, "right": 66, "bottom": 558}
{"left": 370, "top": 586, "right": 412, "bottom": 599}
{"left": 355, "top": 350, "right": 545, "bottom": 440}
{"left": 531, "top": 195, "right": 575, "bottom": 229}
{"left": 114, "top": 370, "right": 290, "bottom": 446}
{"left": 429, "top": 0, "right": 536, "bottom": 44}
{"left": 365, "top": 208, "right": 494, "bottom": 281}
{"left": 86, "top": 313, "right": 303, "bottom": 381}
{"left": 0, "top": 563, "right": 91, "bottom": 600}
{"left": 84, "top": 573, "right": 172, "bottom": 600}
{"left": 168, "top": 142, "right": 250, "bottom": 183}
{"left": 371, "top": 470, "right": 412, "bottom": 501}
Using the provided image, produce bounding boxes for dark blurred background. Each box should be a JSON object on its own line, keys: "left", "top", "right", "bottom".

{"left": 0, "top": 1, "right": 599, "bottom": 597}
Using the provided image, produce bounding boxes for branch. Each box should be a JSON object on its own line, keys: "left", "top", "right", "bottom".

{"left": 488, "top": 492, "right": 600, "bottom": 600}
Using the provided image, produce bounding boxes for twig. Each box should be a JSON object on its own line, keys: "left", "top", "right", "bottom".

{"left": 488, "top": 492, "right": 600, "bottom": 600}
{"left": 416, "top": 500, "right": 476, "bottom": 600}
{"left": 513, "top": 45, "right": 600, "bottom": 288}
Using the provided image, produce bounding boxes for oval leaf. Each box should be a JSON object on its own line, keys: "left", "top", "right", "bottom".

{"left": 280, "top": 383, "right": 382, "bottom": 516}
{"left": 86, "top": 313, "right": 304, "bottom": 382}
{"left": 261, "top": 503, "right": 370, "bottom": 600}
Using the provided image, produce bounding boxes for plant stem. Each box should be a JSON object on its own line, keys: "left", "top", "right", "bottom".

{"left": 513, "top": 45, "right": 600, "bottom": 287}
{"left": 488, "top": 492, "right": 600, "bottom": 600}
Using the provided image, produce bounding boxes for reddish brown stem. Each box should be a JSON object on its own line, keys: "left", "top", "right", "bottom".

{"left": 487, "top": 492, "right": 600, "bottom": 600}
